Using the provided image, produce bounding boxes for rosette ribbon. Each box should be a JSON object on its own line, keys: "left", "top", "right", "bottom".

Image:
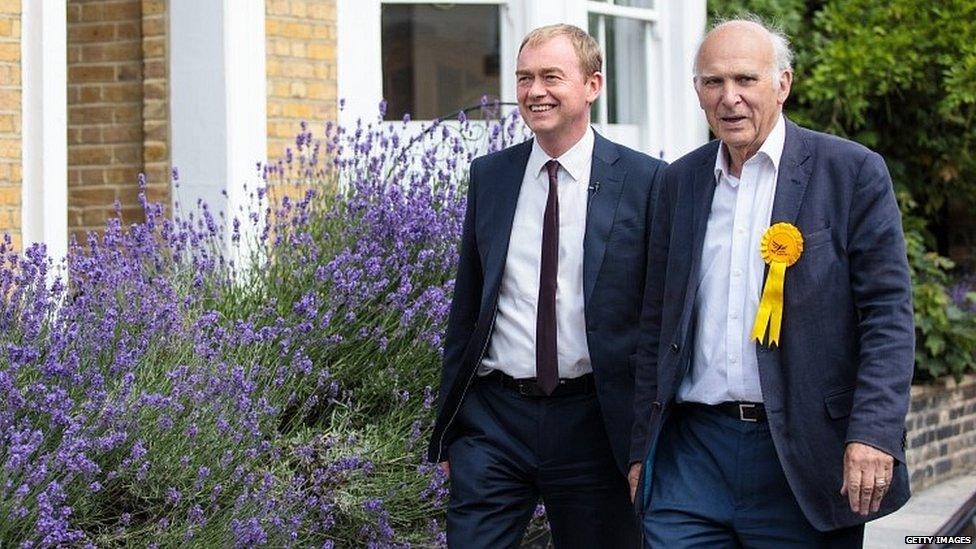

{"left": 751, "top": 222, "right": 804, "bottom": 346}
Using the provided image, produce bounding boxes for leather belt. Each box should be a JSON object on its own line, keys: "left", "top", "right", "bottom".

{"left": 483, "top": 370, "right": 594, "bottom": 397}
{"left": 679, "top": 401, "right": 767, "bottom": 422}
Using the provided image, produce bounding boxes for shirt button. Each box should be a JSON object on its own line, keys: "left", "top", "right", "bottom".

{"left": 737, "top": 228, "right": 746, "bottom": 235}
{"left": 730, "top": 311, "right": 740, "bottom": 319}
{"left": 729, "top": 355, "right": 738, "bottom": 363}
{"left": 732, "top": 269, "right": 742, "bottom": 277}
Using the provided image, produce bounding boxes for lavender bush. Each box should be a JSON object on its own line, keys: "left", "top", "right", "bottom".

{"left": 0, "top": 104, "right": 529, "bottom": 546}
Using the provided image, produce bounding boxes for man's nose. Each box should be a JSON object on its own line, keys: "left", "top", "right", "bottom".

{"left": 528, "top": 77, "right": 546, "bottom": 98}
{"left": 720, "top": 84, "right": 741, "bottom": 107}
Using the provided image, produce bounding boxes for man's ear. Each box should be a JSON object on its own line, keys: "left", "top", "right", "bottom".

{"left": 586, "top": 71, "right": 604, "bottom": 104}
{"left": 777, "top": 69, "right": 793, "bottom": 105}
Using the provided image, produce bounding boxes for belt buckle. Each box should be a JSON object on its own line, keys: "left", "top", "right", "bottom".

{"left": 517, "top": 380, "right": 537, "bottom": 397}
{"left": 738, "top": 403, "right": 758, "bottom": 422}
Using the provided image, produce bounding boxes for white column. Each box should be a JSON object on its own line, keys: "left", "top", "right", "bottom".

{"left": 660, "top": 0, "right": 708, "bottom": 159}
{"left": 336, "top": 0, "right": 382, "bottom": 126}
{"left": 21, "top": 0, "right": 67, "bottom": 261}
{"left": 170, "top": 0, "right": 267, "bottom": 256}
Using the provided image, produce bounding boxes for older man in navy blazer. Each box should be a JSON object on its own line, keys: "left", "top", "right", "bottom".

{"left": 629, "top": 19, "right": 914, "bottom": 547}
{"left": 427, "top": 24, "right": 665, "bottom": 548}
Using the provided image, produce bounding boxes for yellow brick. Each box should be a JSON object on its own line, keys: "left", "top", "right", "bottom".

{"left": 290, "top": 1, "right": 307, "bottom": 18}
{"left": 142, "top": 0, "right": 166, "bottom": 16}
{"left": 307, "top": 82, "right": 331, "bottom": 100}
{"left": 308, "top": 4, "right": 330, "bottom": 20}
{"left": 0, "top": 19, "right": 11, "bottom": 36}
{"left": 144, "top": 142, "right": 167, "bottom": 162}
{"left": 291, "top": 42, "right": 307, "bottom": 58}
{"left": 0, "top": 138, "right": 19, "bottom": 159}
{"left": 0, "top": 0, "right": 21, "bottom": 15}
{"left": 268, "top": 0, "right": 290, "bottom": 15}
{"left": 0, "top": 186, "right": 18, "bottom": 206}
{"left": 101, "top": 2, "right": 141, "bottom": 23}
{"left": 69, "top": 65, "right": 115, "bottom": 83}
{"left": 289, "top": 81, "right": 306, "bottom": 97}
{"left": 0, "top": 89, "right": 18, "bottom": 111}
{"left": 282, "top": 102, "right": 313, "bottom": 119}
{"left": 282, "top": 22, "right": 312, "bottom": 39}
{"left": 308, "top": 43, "right": 332, "bottom": 60}
{"left": 0, "top": 43, "right": 18, "bottom": 62}
{"left": 68, "top": 24, "right": 115, "bottom": 43}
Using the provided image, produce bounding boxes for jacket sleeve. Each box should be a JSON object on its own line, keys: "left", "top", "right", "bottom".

{"left": 844, "top": 151, "right": 915, "bottom": 463}
{"left": 630, "top": 164, "right": 672, "bottom": 464}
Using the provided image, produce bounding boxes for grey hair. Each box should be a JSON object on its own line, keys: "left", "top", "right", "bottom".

{"left": 693, "top": 15, "right": 794, "bottom": 83}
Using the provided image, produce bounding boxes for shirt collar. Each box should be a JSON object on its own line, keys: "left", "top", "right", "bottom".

{"left": 713, "top": 114, "right": 786, "bottom": 183}
{"left": 527, "top": 126, "right": 595, "bottom": 183}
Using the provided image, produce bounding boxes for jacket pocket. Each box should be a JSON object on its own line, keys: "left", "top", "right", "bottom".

{"left": 824, "top": 386, "right": 855, "bottom": 419}
{"left": 803, "top": 226, "right": 832, "bottom": 250}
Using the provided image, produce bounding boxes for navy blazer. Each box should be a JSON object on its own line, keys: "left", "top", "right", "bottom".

{"left": 630, "top": 119, "right": 915, "bottom": 530}
{"left": 428, "top": 132, "right": 666, "bottom": 475}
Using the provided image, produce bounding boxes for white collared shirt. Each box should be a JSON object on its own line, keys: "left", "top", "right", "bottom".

{"left": 679, "top": 115, "right": 786, "bottom": 404}
{"left": 480, "top": 127, "right": 595, "bottom": 379}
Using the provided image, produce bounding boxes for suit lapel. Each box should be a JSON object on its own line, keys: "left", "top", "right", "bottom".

{"left": 769, "top": 120, "right": 812, "bottom": 225}
{"left": 484, "top": 140, "right": 533, "bottom": 293}
{"left": 683, "top": 143, "right": 720, "bottom": 314}
{"left": 583, "top": 133, "right": 625, "bottom": 306}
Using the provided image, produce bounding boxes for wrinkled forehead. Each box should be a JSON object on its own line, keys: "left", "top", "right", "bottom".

{"left": 696, "top": 26, "right": 775, "bottom": 73}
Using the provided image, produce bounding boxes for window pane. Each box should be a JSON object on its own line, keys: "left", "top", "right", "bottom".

{"left": 604, "top": 16, "right": 647, "bottom": 125}
{"left": 615, "top": 0, "right": 654, "bottom": 7}
{"left": 381, "top": 4, "right": 500, "bottom": 121}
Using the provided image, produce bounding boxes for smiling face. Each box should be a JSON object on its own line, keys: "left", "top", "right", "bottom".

{"left": 694, "top": 22, "right": 792, "bottom": 169}
{"left": 516, "top": 35, "right": 602, "bottom": 157}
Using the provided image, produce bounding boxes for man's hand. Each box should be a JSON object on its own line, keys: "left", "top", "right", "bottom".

{"left": 840, "top": 442, "right": 893, "bottom": 516}
{"left": 439, "top": 461, "right": 450, "bottom": 479}
{"left": 628, "top": 463, "right": 642, "bottom": 503}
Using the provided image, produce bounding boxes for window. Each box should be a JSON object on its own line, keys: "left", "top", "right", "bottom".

{"left": 381, "top": 4, "right": 502, "bottom": 120}
{"left": 587, "top": 0, "right": 658, "bottom": 153}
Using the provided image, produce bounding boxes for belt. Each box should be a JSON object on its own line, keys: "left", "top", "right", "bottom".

{"left": 483, "top": 370, "right": 594, "bottom": 397}
{"left": 679, "top": 401, "right": 767, "bottom": 422}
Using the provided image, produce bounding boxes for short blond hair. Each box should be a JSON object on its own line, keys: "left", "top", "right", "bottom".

{"left": 519, "top": 24, "right": 603, "bottom": 79}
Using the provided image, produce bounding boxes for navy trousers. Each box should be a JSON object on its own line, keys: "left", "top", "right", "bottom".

{"left": 643, "top": 405, "right": 864, "bottom": 548}
{"left": 447, "top": 375, "right": 638, "bottom": 548}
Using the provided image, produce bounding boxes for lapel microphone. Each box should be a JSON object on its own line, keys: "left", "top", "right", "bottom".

{"left": 589, "top": 182, "right": 601, "bottom": 194}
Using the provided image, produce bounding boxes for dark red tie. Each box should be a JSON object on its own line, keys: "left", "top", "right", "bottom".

{"left": 537, "top": 160, "right": 560, "bottom": 395}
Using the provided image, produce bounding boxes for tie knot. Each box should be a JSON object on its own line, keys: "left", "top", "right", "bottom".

{"left": 545, "top": 159, "right": 560, "bottom": 180}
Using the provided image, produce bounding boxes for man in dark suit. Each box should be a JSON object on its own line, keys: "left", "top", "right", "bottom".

{"left": 427, "top": 24, "right": 665, "bottom": 548}
{"left": 629, "top": 19, "right": 914, "bottom": 547}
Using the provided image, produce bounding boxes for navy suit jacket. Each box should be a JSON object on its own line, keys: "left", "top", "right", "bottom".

{"left": 428, "top": 132, "right": 666, "bottom": 475}
{"left": 630, "top": 119, "right": 915, "bottom": 530}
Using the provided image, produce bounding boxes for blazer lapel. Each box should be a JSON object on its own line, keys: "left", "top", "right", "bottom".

{"left": 484, "top": 139, "right": 533, "bottom": 293}
{"left": 583, "top": 133, "right": 625, "bottom": 306}
{"left": 769, "top": 120, "right": 812, "bottom": 224}
{"left": 683, "top": 143, "right": 720, "bottom": 313}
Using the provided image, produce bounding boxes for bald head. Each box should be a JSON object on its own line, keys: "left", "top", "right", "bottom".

{"left": 691, "top": 17, "right": 794, "bottom": 175}
{"left": 694, "top": 19, "right": 793, "bottom": 83}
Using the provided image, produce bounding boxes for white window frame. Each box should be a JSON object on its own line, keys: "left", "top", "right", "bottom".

{"left": 336, "top": 0, "right": 706, "bottom": 159}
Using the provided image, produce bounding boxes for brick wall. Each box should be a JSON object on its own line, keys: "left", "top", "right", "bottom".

{"left": 67, "top": 0, "right": 144, "bottom": 239}
{"left": 906, "top": 375, "right": 976, "bottom": 492}
{"left": 67, "top": 0, "right": 170, "bottom": 242}
{"left": 140, "top": 0, "right": 169, "bottom": 207}
{"left": 265, "top": 0, "right": 337, "bottom": 163}
{"left": 0, "top": 2, "right": 20, "bottom": 250}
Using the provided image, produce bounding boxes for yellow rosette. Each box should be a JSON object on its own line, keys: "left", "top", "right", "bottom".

{"left": 751, "top": 222, "right": 804, "bottom": 346}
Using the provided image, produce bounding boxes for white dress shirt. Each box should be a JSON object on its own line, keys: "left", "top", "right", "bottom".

{"left": 678, "top": 115, "right": 786, "bottom": 404}
{"left": 480, "top": 127, "right": 595, "bottom": 379}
